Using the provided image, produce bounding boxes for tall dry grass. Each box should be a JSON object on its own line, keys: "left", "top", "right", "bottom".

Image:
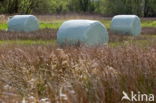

{"left": 0, "top": 44, "right": 155, "bottom": 103}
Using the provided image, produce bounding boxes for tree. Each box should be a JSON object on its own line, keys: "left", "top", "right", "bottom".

{"left": 19, "top": 0, "right": 40, "bottom": 14}
{"left": 79, "top": 0, "right": 90, "bottom": 12}
{"left": 0, "top": 0, "right": 155, "bottom": 16}
{"left": 141, "top": 0, "right": 145, "bottom": 17}
{"left": 144, "top": 0, "right": 156, "bottom": 17}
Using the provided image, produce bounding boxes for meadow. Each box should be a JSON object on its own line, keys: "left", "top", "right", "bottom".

{"left": 0, "top": 15, "right": 155, "bottom": 103}
{"left": 0, "top": 15, "right": 156, "bottom": 46}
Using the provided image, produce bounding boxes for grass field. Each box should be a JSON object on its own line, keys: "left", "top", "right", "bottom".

{"left": 0, "top": 20, "right": 155, "bottom": 30}
{"left": 0, "top": 40, "right": 55, "bottom": 45}
{"left": 0, "top": 15, "right": 155, "bottom": 103}
{"left": 0, "top": 15, "right": 155, "bottom": 45}
{"left": 0, "top": 16, "right": 156, "bottom": 30}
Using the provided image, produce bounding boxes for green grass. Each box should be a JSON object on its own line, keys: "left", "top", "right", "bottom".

{"left": 0, "top": 23, "right": 7, "bottom": 30}
{"left": 141, "top": 20, "right": 156, "bottom": 27}
{"left": 100, "top": 20, "right": 111, "bottom": 28}
{"left": 40, "top": 20, "right": 111, "bottom": 29}
{"left": 0, "top": 19, "right": 155, "bottom": 30}
{"left": 0, "top": 40, "right": 56, "bottom": 45}
{"left": 40, "top": 21, "right": 63, "bottom": 29}
{"left": 0, "top": 21, "right": 63, "bottom": 30}
{"left": 101, "top": 20, "right": 156, "bottom": 29}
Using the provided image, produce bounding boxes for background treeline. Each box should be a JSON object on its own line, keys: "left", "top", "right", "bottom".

{"left": 0, "top": 0, "right": 156, "bottom": 17}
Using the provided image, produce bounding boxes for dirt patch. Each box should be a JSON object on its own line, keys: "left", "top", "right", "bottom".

{"left": 0, "top": 27, "right": 155, "bottom": 41}
{"left": 141, "top": 27, "right": 156, "bottom": 34}
{"left": 0, "top": 29, "right": 57, "bottom": 40}
{"left": 109, "top": 27, "right": 156, "bottom": 42}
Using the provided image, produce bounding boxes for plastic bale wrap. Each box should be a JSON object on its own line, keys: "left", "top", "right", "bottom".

{"left": 110, "top": 15, "right": 141, "bottom": 36}
{"left": 57, "top": 20, "right": 109, "bottom": 46}
{"left": 8, "top": 15, "right": 39, "bottom": 32}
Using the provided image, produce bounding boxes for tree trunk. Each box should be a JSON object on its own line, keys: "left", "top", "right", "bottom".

{"left": 79, "top": 0, "right": 90, "bottom": 12}
{"left": 141, "top": 0, "right": 145, "bottom": 17}
{"left": 14, "top": 0, "right": 19, "bottom": 13}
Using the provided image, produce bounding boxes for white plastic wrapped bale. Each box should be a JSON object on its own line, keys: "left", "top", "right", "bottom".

{"left": 110, "top": 15, "right": 141, "bottom": 36}
{"left": 8, "top": 15, "right": 39, "bottom": 32}
{"left": 57, "top": 20, "right": 108, "bottom": 46}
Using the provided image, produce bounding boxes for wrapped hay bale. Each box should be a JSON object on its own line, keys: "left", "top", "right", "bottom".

{"left": 8, "top": 15, "right": 39, "bottom": 32}
{"left": 57, "top": 20, "right": 108, "bottom": 46}
{"left": 110, "top": 15, "right": 141, "bottom": 36}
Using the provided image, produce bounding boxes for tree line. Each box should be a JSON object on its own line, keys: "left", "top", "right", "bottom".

{"left": 0, "top": 0, "right": 155, "bottom": 17}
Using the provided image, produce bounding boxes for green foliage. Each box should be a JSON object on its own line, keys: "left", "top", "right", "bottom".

{"left": 98, "top": 0, "right": 127, "bottom": 16}
{"left": 0, "top": 0, "right": 40, "bottom": 14}
{"left": 0, "top": 0, "right": 155, "bottom": 16}
{"left": 50, "top": 0, "right": 69, "bottom": 14}
{"left": 19, "top": 0, "right": 34, "bottom": 14}
{"left": 68, "top": 0, "right": 97, "bottom": 12}
{"left": 144, "top": 0, "right": 156, "bottom": 17}
{"left": 95, "top": 0, "right": 156, "bottom": 17}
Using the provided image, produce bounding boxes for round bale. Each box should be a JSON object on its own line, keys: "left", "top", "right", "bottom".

{"left": 8, "top": 15, "right": 39, "bottom": 32}
{"left": 110, "top": 15, "right": 141, "bottom": 36}
{"left": 57, "top": 20, "right": 108, "bottom": 46}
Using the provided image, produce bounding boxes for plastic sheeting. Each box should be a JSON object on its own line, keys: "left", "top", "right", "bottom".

{"left": 57, "top": 20, "right": 108, "bottom": 46}
{"left": 110, "top": 15, "right": 141, "bottom": 36}
{"left": 8, "top": 15, "right": 39, "bottom": 32}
